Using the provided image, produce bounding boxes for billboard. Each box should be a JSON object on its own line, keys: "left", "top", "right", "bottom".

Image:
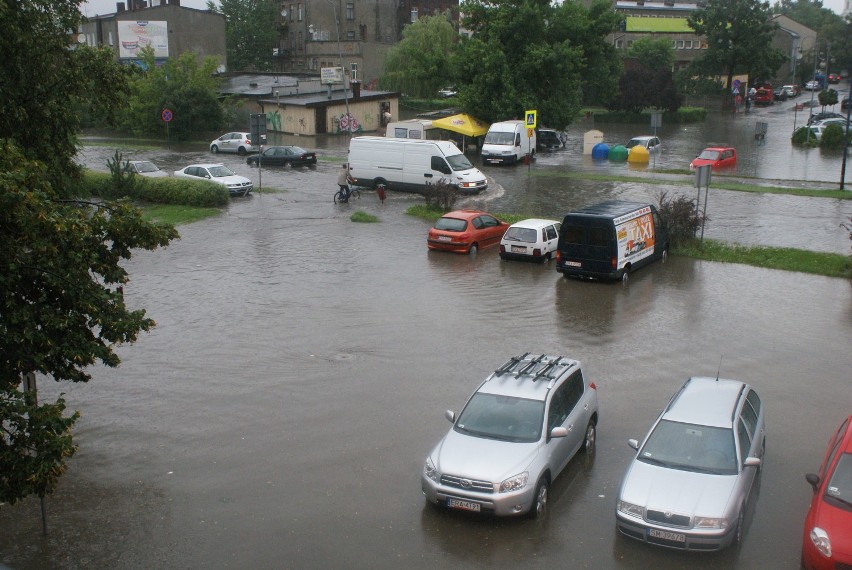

{"left": 321, "top": 66, "right": 343, "bottom": 85}
{"left": 118, "top": 20, "right": 168, "bottom": 58}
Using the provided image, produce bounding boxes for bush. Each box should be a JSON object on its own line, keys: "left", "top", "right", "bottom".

{"left": 656, "top": 190, "right": 705, "bottom": 246}
{"left": 791, "top": 127, "right": 819, "bottom": 147}
{"left": 74, "top": 170, "right": 229, "bottom": 207}
{"left": 422, "top": 179, "right": 458, "bottom": 210}
{"left": 819, "top": 124, "right": 851, "bottom": 150}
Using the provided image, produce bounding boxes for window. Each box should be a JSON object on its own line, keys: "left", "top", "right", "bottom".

{"left": 563, "top": 372, "right": 584, "bottom": 412}
{"left": 686, "top": 40, "right": 692, "bottom": 49}
{"left": 289, "top": 4, "right": 295, "bottom": 22}
{"left": 546, "top": 225, "right": 558, "bottom": 240}
{"left": 677, "top": 40, "right": 685, "bottom": 49}
{"left": 588, "top": 225, "right": 611, "bottom": 247}
{"left": 108, "top": 31, "right": 114, "bottom": 46}
{"left": 350, "top": 62, "right": 358, "bottom": 81}
{"left": 346, "top": 30, "right": 355, "bottom": 40}
{"left": 738, "top": 419, "right": 752, "bottom": 465}
{"left": 411, "top": 7, "right": 418, "bottom": 22}
{"left": 626, "top": 40, "right": 633, "bottom": 48}
{"left": 346, "top": 2, "right": 354, "bottom": 20}
{"left": 615, "top": 39, "right": 623, "bottom": 49}
{"left": 298, "top": 3, "right": 303, "bottom": 21}
{"left": 548, "top": 388, "right": 569, "bottom": 431}
{"left": 562, "top": 225, "right": 583, "bottom": 245}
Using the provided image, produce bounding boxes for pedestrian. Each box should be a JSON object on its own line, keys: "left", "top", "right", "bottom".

{"left": 382, "top": 105, "right": 392, "bottom": 126}
{"left": 337, "top": 163, "right": 352, "bottom": 203}
{"left": 376, "top": 182, "right": 386, "bottom": 204}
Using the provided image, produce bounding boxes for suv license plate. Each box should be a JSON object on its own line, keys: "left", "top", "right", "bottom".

{"left": 447, "top": 498, "right": 480, "bottom": 512}
{"left": 565, "top": 261, "right": 582, "bottom": 267}
{"left": 648, "top": 528, "right": 685, "bottom": 542}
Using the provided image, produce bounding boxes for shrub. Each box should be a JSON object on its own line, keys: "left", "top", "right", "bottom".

{"left": 75, "top": 170, "right": 228, "bottom": 207}
{"left": 819, "top": 124, "right": 851, "bottom": 150}
{"left": 791, "top": 127, "right": 819, "bottom": 146}
{"left": 656, "top": 190, "right": 705, "bottom": 246}
{"left": 423, "top": 178, "right": 458, "bottom": 210}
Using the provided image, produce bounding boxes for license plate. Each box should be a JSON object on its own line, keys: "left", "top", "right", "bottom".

{"left": 565, "top": 261, "right": 582, "bottom": 267}
{"left": 447, "top": 498, "right": 481, "bottom": 512}
{"left": 648, "top": 528, "right": 685, "bottom": 542}
{"left": 438, "top": 236, "right": 451, "bottom": 242}
{"left": 511, "top": 245, "right": 526, "bottom": 253}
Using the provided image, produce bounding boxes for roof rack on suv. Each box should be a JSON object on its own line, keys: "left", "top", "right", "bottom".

{"left": 494, "top": 353, "right": 575, "bottom": 382}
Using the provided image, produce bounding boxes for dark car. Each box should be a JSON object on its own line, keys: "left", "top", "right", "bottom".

{"left": 842, "top": 96, "right": 851, "bottom": 111}
{"left": 246, "top": 145, "right": 317, "bottom": 168}
{"left": 773, "top": 87, "right": 788, "bottom": 101}
{"left": 537, "top": 129, "right": 562, "bottom": 151}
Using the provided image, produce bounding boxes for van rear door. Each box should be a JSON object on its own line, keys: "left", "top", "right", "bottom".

{"left": 558, "top": 218, "right": 615, "bottom": 277}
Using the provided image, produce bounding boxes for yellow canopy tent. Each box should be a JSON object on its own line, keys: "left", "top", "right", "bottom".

{"left": 430, "top": 114, "right": 489, "bottom": 152}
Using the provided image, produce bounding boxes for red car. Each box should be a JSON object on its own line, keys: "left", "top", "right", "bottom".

{"left": 427, "top": 210, "right": 509, "bottom": 254}
{"left": 689, "top": 146, "right": 737, "bottom": 170}
{"left": 802, "top": 415, "right": 852, "bottom": 570}
{"left": 754, "top": 88, "right": 774, "bottom": 105}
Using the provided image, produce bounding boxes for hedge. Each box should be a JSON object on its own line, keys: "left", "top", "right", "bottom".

{"left": 74, "top": 171, "right": 229, "bottom": 207}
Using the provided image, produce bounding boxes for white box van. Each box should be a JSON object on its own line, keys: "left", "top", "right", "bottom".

{"left": 481, "top": 120, "right": 536, "bottom": 165}
{"left": 348, "top": 136, "right": 488, "bottom": 194}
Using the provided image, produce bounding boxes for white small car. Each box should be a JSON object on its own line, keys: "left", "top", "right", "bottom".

{"left": 500, "top": 218, "right": 560, "bottom": 262}
{"left": 174, "top": 163, "right": 253, "bottom": 196}
{"left": 209, "top": 132, "right": 258, "bottom": 155}
{"left": 128, "top": 160, "right": 168, "bottom": 178}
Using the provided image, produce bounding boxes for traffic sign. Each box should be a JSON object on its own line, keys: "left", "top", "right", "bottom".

{"left": 525, "top": 110, "right": 537, "bottom": 129}
{"left": 161, "top": 108, "right": 173, "bottom": 123}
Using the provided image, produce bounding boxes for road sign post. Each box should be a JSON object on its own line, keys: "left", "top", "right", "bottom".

{"left": 161, "top": 108, "right": 173, "bottom": 145}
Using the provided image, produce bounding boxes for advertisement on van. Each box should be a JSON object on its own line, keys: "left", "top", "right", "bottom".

{"left": 615, "top": 207, "right": 655, "bottom": 264}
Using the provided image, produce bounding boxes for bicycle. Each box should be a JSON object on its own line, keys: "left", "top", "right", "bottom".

{"left": 333, "top": 186, "right": 360, "bottom": 204}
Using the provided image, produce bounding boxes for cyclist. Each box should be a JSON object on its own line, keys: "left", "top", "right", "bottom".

{"left": 337, "top": 163, "right": 352, "bottom": 203}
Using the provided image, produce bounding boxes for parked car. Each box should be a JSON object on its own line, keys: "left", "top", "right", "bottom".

{"left": 500, "top": 218, "right": 560, "bottom": 262}
{"left": 772, "top": 86, "right": 788, "bottom": 101}
{"left": 782, "top": 85, "right": 801, "bottom": 98}
{"left": 842, "top": 96, "right": 851, "bottom": 111}
{"left": 801, "top": 415, "right": 852, "bottom": 570}
{"left": 808, "top": 112, "right": 848, "bottom": 125}
{"left": 427, "top": 210, "right": 509, "bottom": 254}
{"left": 805, "top": 80, "right": 822, "bottom": 91}
{"left": 754, "top": 88, "right": 774, "bottom": 105}
{"left": 616, "top": 376, "right": 765, "bottom": 551}
{"left": 537, "top": 129, "right": 563, "bottom": 151}
{"left": 626, "top": 136, "right": 661, "bottom": 153}
{"left": 438, "top": 86, "right": 457, "bottom": 98}
{"left": 828, "top": 73, "right": 840, "bottom": 84}
{"left": 210, "top": 132, "right": 258, "bottom": 155}
{"left": 174, "top": 163, "right": 253, "bottom": 196}
{"left": 805, "top": 122, "right": 850, "bottom": 142}
{"left": 812, "top": 117, "right": 851, "bottom": 131}
{"left": 421, "top": 353, "right": 598, "bottom": 518}
{"left": 128, "top": 160, "right": 168, "bottom": 178}
{"left": 690, "top": 146, "right": 737, "bottom": 170}
{"left": 246, "top": 145, "right": 317, "bottom": 168}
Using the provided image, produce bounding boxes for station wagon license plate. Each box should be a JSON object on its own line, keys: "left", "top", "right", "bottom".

{"left": 447, "top": 498, "right": 481, "bottom": 512}
{"left": 648, "top": 528, "right": 685, "bottom": 543}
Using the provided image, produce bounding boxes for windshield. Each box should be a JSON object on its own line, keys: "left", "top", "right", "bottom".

{"left": 697, "top": 150, "right": 721, "bottom": 160}
{"left": 208, "top": 165, "right": 236, "bottom": 177}
{"left": 446, "top": 153, "right": 474, "bottom": 171}
{"left": 503, "top": 227, "right": 538, "bottom": 243}
{"left": 825, "top": 453, "right": 852, "bottom": 509}
{"left": 626, "top": 139, "right": 646, "bottom": 149}
{"left": 638, "top": 419, "right": 738, "bottom": 475}
{"left": 134, "top": 161, "right": 158, "bottom": 173}
{"left": 455, "top": 393, "right": 544, "bottom": 443}
{"left": 484, "top": 131, "right": 515, "bottom": 145}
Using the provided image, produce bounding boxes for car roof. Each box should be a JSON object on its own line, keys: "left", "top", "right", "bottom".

{"left": 508, "top": 218, "right": 559, "bottom": 229}
{"left": 629, "top": 136, "right": 656, "bottom": 142}
{"left": 129, "top": 160, "right": 154, "bottom": 165}
{"left": 442, "top": 210, "right": 492, "bottom": 220}
{"left": 477, "top": 354, "right": 583, "bottom": 402}
{"left": 183, "top": 163, "right": 225, "bottom": 168}
{"left": 662, "top": 376, "right": 748, "bottom": 428}
{"left": 703, "top": 146, "right": 733, "bottom": 152}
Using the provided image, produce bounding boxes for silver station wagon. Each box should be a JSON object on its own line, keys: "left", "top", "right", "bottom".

{"left": 422, "top": 353, "right": 598, "bottom": 518}
{"left": 616, "top": 376, "right": 765, "bottom": 551}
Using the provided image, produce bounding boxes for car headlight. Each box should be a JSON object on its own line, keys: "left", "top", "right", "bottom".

{"left": 616, "top": 499, "right": 644, "bottom": 518}
{"left": 693, "top": 516, "right": 727, "bottom": 529}
{"left": 498, "top": 471, "right": 528, "bottom": 493}
{"left": 424, "top": 457, "right": 439, "bottom": 483}
{"left": 810, "top": 527, "right": 832, "bottom": 557}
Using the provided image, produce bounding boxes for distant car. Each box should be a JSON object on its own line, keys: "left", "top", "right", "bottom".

{"left": 438, "top": 86, "right": 457, "bottom": 98}
{"left": 421, "top": 353, "right": 598, "bottom": 518}
{"left": 626, "top": 136, "right": 661, "bottom": 153}
{"left": 782, "top": 85, "right": 801, "bottom": 98}
{"left": 690, "top": 146, "right": 737, "bottom": 170}
{"left": 805, "top": 80, "right": 822, "bottom": 91}
{"left": 210, "top": 132, "right": 258, "bottom": 155}
{"left": 827, "top": 73, "right": 840, "bottom": 84}
{"left": 754, "top": 88, "right": 774, "bottom": 105}
{"left": 500, "top": 218, "right": 560, "bottom": 262}
{"left": 801, "top": 415, "right": 852, "bottom": 570}
{"left": 128, "top": 160, "right": 168, "bottom": 178}
{"left": 616, "top": 376, "right": 765, "bottom": 551}
{"left": 808, "top": 112, "right": 847, "bottom": 126}
{"left": 805, "top": 122, "right": 849, "bottom": 142}
{"left": 174, "top": 163, "right": 253, "bottom": 196}
{"left": 811, "top": 117, "right": 851, "bottom": 131}
{"left": 537, "top": 129, "right": 562, "bottom": 151}
{"left": 772, "top": 87, "right": 788, "bottom": 101}
{"left": 427, "top": 210, "right": 509, "bottom": 254}
{"left": 246, "top": 145, "right": 317, "bottom": 168}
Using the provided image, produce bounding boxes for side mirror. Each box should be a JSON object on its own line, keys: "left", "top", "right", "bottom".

{"left": 806, "top": 473, "right": 820, "bottom": 491}
{"left": 550, "top": 427, "right": 568, "bottom": 439}
{"left": 744, "top": 457, "right": 761, "bottom": 468}
{"left": 628, "top": 438, "right": 639, "bottom": 450}
{"left": 445, "top": 410, "right": 455, "bottom": 423}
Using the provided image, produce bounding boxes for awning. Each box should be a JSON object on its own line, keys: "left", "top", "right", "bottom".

{"left": 431, "top": 114, "right": 489, "bottom": 137}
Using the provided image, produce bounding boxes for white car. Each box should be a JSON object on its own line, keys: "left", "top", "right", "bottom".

{"left": 174, "top": 163, "right": 253, "bottom": 196}
{"left": 804, "top": 80, "right": 822, "bottom": 91}
{"left": 626, "top": 136, "right": 662, "bottom": 153}
{"left": 499, "top": 218, "right": 560, "bottom": 262}
{"left": 128, "top": 160, "right": 168, "bottom": 178}
{"left": 210, "top": 132, "right": 258, "bottom": 155}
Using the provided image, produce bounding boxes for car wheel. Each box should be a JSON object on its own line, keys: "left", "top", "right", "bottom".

{"left": 211, "top": 145, "right": 219, "bottom": 154}
{"left": 283, "top": 161, "right": 292, "bottom": 169}
{"left": 542, "top": 252, "right": 552, "bottom": 263}
{"left": 661, "top": 247, "right": 668, "bottom": 262}
{"left": 527, "top": 477, "right": 549, "bottom": 520}
{"left": 468, "top": 243, "right": 478, "bottom": 255}
{"left": 581, "top": 421, "right": 596, "bottom": 453}
{"left": 237, "top": 147, "right": 247, "bottom": 156}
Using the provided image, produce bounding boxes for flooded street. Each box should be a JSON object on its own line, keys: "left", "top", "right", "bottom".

{"left": 1, "top": 106, "right": 851, "bottom": 569}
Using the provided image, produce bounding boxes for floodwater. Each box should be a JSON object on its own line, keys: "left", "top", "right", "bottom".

{"left": 1, "top": 104, "right": 851, "bottom": 569}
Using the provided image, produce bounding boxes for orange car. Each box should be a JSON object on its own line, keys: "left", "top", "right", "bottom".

{"left": 427, "top": 210, "right": 509, "bottom": 254}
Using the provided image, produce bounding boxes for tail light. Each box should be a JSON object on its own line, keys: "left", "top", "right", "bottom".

{"left": 611, "top": 256, "right": 617, "bottom": 269}
{"left": 500, "top": 245, "right": 506, "bottom": 253}
{"left": 246, "top": 138, "right": 252, "bottom": 145}
{"left": 533, "top": 248, "right": 542, "bottom": 257}
{"left": 556, "top": 251, "right": 561, "bottom": 263}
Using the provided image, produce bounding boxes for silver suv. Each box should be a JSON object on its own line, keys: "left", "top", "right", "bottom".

{"left": 421, "top": 354, "right": 598, "bottom": 518}
{"left": 616, "top": 376, "right": 765, "bottom": 550}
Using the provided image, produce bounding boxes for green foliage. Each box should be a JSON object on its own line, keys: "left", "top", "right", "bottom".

{"left": 380, "top": 15, "right": 458, "bottom": 98}
{"left": 210, "top": 0, "right": 278, "bottom": 71}
{"left": 791, "top": 126, "right": 819, "bottom": 146}
{"left": 818, "top": 88, "right": 839, "bottom": 108}
{"left": 106, "top": 150, "right": 138, "bottom": 196}
{"left": 819, "top": 123, "right": 851, "bottom": 150}
{"left": 656, "top": 190, "right": 704, "bottom": 246}
{"left": 627, "top": 37, "right": 676, "bottom": 70}
{"left": 452, "top": 0, "right": 620, "bottom": 128}
{"left": 76, "top": 171, "right": 230, "bottom": 207}
{"left": 123, "top": 48, "right": 224, "bottom": 141}
{"left": 609, "top": 62, "right": 683, "bottom": 113}
{"left": 351, "top": 211, "right": 380, "bottom": 223}
{"left": 772, "top": 0, "right": 851, "bottom": 77}
{"left": 0, "top": 0, "right": 130, "bottom": 193}
{"left": 686, "top": 0, "right": 786, "bottom": 94}
{"left": 423, "top": 179, "right": 459, "bottom": 210}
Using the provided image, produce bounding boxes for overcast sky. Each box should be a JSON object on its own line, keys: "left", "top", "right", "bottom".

{"left": 80, "top": 0, "right": 846, "bottom": 20}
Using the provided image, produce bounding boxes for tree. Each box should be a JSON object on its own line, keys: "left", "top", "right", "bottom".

{"left": 123, "top": 48, "right": 225, "bottom": 141}
{"left": 818, "top": 87, "right": 839, "bottom": 109}
{"left": 687, "top": 0, "right": 786, "bottom": 98}
{"left": 0, "top": 0, "right": 179, "bottom": 505}
{"left": 627, "top": 37, "right": 675, "bottom": 70}
{"left": 451, "top": 0, "right": 621, "bottom": 129}
{"left": 208, "top": 0, "right": 278, "bottom": 72}
{"left": 609, "top": 38, "right": 683, "bottom": 113}
{"left": 379, "top": 15, "right": 458, "bottom": 98}
{"left": 772, "top": 0, "right": 852, "bottom": 83}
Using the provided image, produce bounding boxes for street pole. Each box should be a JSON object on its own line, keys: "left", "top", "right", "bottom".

{"left": 840, "top": 81, "right": 851, "bottom": 191}
{"left": 331, "top": 1, "right": 350, "bottom": 138}
{"left": 806, "top": 37, "right": 818, "bottom": 144}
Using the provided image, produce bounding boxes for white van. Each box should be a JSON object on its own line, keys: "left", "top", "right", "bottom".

{"left": 481, "top": 120, "right": 536, "bottom": 165}
{"left": 348, "top": 136, "right": 488, "bottom": 194}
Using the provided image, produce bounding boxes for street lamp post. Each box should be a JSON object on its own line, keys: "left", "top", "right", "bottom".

{"left": 806, "top": 37, "right": 819, "bottom": 144}
{"left": 329, "top": 0, "right": 350, "bottom": 135}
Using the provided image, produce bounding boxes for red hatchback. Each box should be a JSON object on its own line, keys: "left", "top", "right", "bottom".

{"left": 427, "top": 210, "right": 509, "bottom": 254}
{"left": 690, "top": 146, "right": 737, "bottom": 171}
{"left": 802, "top": 415, "right": 852, "bottom": 570}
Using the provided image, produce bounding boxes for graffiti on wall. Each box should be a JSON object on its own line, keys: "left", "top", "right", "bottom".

{"left": 336, "top": 113, "right": 363, "bottom": 134}
{"left": 267, "top": 111, "right": 282, "bottom": 132}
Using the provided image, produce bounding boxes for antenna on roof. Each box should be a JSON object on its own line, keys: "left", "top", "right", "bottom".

{"left": 715, "top": 355, "right": 723, "bottom": 382}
